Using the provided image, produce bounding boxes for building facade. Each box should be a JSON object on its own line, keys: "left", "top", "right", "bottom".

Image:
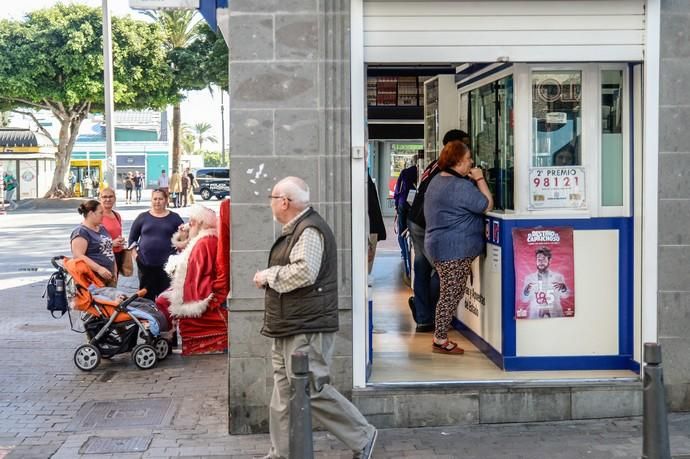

{"left": 225, "top": 0, "right": 690, "bottom": 433}
{"left": 0, "top": 129, "right": 56, "bottom": 200}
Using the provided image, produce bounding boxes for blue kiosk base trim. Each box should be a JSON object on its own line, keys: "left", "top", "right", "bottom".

{"left": 452, "top": 318, "right": 504, "bottom": 369}
{"left": 629, "top": 360, "right": 641, "bottom": 374}
{"left": 503, "top": 355, "right": 634, "bottom": 371}
{"left": 453, "top": 318, "right": 640, "bottom": 373}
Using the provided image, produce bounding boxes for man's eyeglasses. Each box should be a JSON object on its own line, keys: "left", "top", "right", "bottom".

{"left": 268, "top": 195, "right": 292, "bottom": 201}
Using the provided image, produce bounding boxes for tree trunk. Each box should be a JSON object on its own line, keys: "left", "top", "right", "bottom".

{"left": 172, "top": 103, "right": 181, "bottom": 173}
{"left": 45, "top": 113, "right": 86, "bottom": 198}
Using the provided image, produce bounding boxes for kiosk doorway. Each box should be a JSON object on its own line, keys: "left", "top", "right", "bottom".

{"left": 363, "top": 62, "right": 643, "bottom": 385}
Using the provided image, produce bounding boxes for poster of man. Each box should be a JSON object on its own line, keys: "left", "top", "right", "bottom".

{"left": 513, "top": 227, "right": 575, "bottom": 319}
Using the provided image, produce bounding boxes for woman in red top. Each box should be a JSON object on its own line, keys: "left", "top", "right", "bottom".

{"left": 99, "top": 187, "right": 126, "bottom": 275}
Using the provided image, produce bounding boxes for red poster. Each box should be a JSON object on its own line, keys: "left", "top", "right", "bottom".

{"left": 513, "top": 227, "right": 575, "bottom": 319}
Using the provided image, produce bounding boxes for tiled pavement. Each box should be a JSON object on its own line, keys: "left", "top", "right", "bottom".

{"left": 2, "top": 279, "right": 690, "bottom": 459}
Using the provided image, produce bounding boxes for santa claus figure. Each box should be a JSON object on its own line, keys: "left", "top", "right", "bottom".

{"left": 156, "top": 204, "right": 228, "bottom": 355}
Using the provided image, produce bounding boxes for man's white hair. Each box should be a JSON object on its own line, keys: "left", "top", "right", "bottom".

{"left": 275, "top": 176, "right": 310, "bottom": 207}
{"left": 189, "top": 204, "right": 217, "bottom": 229}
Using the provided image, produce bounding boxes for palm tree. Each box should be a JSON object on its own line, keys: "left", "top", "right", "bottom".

{"left": 144, "top": 10, "right": 201, "bottom": 172}
{"left": 192, "top": 122, "right": 218, "bottom": 151}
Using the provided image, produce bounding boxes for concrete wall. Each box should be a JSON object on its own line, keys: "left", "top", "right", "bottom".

{"left": 227, "top": 0, "right": 352, "bottom": 434}
{"left": 659, "top": 0, "right": 690, "bottom": 411}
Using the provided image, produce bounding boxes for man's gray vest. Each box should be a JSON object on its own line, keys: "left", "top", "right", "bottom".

{"left": 261, "top": 207, "right": 339, "bottom": 338}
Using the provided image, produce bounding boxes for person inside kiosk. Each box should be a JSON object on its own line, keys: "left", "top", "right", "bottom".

{"left": 424, "top": 140, "right": 494, "bottom": 354}
{"left": 407, "top": 130, "right": 470, "bottom": 333}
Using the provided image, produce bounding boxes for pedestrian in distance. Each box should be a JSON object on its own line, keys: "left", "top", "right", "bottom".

{"left": 91, "top": 174, "right": 100, "bottom": 198}
{"left": 424, "top": 140, "right": 493, "bottom": 354}
{"left": 253, "top": 176, "right": 378, "bottom": 459}
{"left": 157, "top": 169, "right": 169, "bottom": 195}
{"left": 70, "top": 200, "right": 116, "bottom": 287}
{"left": 133, "top": 171, "right": 144, "bottom": 203}
{"left": 169, "top": 170, "right": 182, "bottom": 208}
{"left": 3, "top": 172, "right": 17, "bottom": 210}
{"left": 82, "top": 175, "right": 93, "bottom": 198}
{"left": 124, "top": 172, "right": 134, "bottom": 205}
{"left": 98, "top": 187, "right": 126, "bottom": 275}
{"left": 68, "top": 171, "right": 77, "bottom": 195}
{"left": 128, "top": 188, "right": 184, "bottom": 301}
{"left": 181, "top": 168, "right": 190, "bottom": 207}
{"left": 186, "top": 168, "right": 197, "bottom": 206}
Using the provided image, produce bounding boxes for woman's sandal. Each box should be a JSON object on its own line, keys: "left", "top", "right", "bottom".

{"left": 432, "top": 340, "right": 465, "bottom": 355}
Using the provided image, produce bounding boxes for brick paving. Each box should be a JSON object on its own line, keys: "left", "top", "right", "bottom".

{"left": 2, "top": 278, "right": 690, "bottom": 458}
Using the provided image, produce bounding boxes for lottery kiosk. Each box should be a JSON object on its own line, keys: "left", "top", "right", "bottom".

{"left": 431, "top": 63, "right": 642, "bottom": 372}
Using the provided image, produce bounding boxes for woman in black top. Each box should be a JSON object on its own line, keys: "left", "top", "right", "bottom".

{"left": 128, "top": 189, "right": 184, "bottom": 300}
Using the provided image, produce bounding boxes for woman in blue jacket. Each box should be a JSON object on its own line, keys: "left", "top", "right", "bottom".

{"left": 424, "top": 141, "right": 493, "bottom": 354}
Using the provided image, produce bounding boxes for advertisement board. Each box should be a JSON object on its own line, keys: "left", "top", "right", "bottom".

{"left": 529, "top": 166, "right": 586, "bottom": 209}
{"left": 19, "top": 160, "right": 37, "bottom": 199}
{"left": 513, "top": 227, "right": 575, "bottom": 320}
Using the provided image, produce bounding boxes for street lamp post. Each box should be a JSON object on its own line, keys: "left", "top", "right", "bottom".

{"left": 220, "top": 89, "right": 225, "bottom": 166}
{"left": 102, "top": 0, "right": 116, "bottom": 191}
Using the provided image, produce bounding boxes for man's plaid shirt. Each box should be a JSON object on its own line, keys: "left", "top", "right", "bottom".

{"left": 263, "top": 207, "right": 324, "bottom": 293}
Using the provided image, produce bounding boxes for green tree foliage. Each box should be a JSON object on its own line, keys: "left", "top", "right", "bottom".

{"left": 201, "top": 150, "right": 228, "bottom": 168}
{"left": 0, "top": 4, "right": 175, "bottom": 197}
{"left": 143, "top": 11, "right": 228, "bottom": 174}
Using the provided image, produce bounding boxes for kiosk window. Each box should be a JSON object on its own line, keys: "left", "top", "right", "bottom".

{"left": 469, "top": 75, "right": 514, "bottom": 211}
{"left": 601, "top": 70, "right": 624, "bottom": 207}
{"left": 531, "top": 71, "right": 581, "bottom": 167}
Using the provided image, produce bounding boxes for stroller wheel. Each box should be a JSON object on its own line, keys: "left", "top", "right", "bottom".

{"left": 74, "top": 344, "right": 101, "bottom": 371}
{"left": 154, "top": 338, "right": 171, "bottom": 360}
{"left": 132, "top": 344, "right": 157, "bottom": 370}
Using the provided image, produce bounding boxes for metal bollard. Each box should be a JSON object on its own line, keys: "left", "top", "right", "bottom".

{"left": 642, "top": 342, "right": 671, "bottom": 459}
{"left": 289, "top": 352, "right": 314, "bottom": 459}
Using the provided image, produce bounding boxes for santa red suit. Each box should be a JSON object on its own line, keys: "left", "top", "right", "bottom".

{"left": 156, "top": 227, "right": 228, "bottom": 355}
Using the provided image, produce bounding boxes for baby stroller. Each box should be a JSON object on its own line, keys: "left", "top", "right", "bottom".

{"left": 51, "top": 256, "right": 173, "bottom": 371}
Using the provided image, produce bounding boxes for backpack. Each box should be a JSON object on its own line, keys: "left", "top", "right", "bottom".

{"left": 408, "top": 163, "right": 440, "bottom": 229}
{"left": 44, "top": 270, "right": 68, "bottom": 318}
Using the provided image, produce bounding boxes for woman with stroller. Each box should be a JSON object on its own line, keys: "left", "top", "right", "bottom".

{"left": 128, "top": 189, "right": 183, "bottom": 300}
{"left": 99, "top": 187, "right": 126, "bottom": 275}
{"left": 70, "top": 200, "right": 116, "bottom": 286}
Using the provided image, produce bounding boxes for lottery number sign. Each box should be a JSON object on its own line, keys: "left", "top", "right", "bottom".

{"left": 529, "top": 166, "right": 586, "bottom": 209}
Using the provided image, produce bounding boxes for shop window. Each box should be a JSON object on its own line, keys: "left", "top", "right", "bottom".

{"left": 469, "top": 75, "right": 514, "bottom": 211}
{"left": 531, "top": 71, "right": 582, "bottom": 167}
{"left": 601, "top": 70, "right": 624, "bottom": 207}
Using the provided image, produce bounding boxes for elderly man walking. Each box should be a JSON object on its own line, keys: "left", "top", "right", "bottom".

{"left": 254, "top": 176, "right": 377, "bottom": 459}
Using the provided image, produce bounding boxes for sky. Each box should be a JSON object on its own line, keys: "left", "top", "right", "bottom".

{"left": 0, "top": 0, "right": 228, "bottom": 150}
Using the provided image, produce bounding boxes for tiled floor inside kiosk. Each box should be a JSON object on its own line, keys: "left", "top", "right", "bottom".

{"left": 369, "top": 224, "right": 638, "bottom": 383}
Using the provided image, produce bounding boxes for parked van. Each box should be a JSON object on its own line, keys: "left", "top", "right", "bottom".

{"left": 193, "top": 167, "right": 230, "bottom": 200}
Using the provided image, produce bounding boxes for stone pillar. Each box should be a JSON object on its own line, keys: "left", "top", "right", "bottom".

{"left": 658, "top": 0, "right": 690, "bottom": 411}
{"left": 227, "top": 0, "right": 351, "bottom": 433}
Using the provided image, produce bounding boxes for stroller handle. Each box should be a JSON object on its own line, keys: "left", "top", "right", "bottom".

{"left": 51, "top": 255, "right": 65, "bottom": 269}
{"left": 119, "top": 288, "right": 149, "bottom": 309}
